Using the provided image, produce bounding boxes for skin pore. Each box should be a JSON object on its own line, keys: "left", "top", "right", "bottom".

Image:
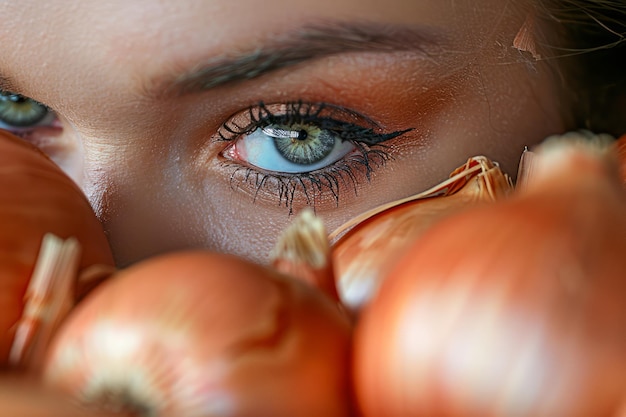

{"left": 0, "top": 0, "right": 566, "bottom": 267}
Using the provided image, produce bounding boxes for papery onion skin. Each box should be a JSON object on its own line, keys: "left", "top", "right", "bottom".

{"left": 354, "top": 139, "right": 626, "bottom": 417}
{"left": 0, "top": 130, "right": 114, "bottom": 364}
{"left": 271, "top": 208, "right": 340, "bottom": 304}
{"left": 331, "top": 157, "right": 512, "bottom": 314}
{"left": 43, "top": 251, "right": 353, "bottom": 417}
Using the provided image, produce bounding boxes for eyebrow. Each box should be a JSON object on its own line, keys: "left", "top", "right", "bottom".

{"left": 145, "top": 22, "right": 444, "bottom": 99}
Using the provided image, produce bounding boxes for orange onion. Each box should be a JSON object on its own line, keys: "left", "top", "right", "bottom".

{"left": 43, "top": 251, "right": 353, "bottom": 417}
{"left": 353, "top": 135, "right": 626, "bottom": 417}
{"left": 0, "top": 375, "right": 129, "bottom": 417}
{"left": 330, "top": 156, "right": 513, "bottom": 314}
{"left": 0, "top": 130, "right": 114, "bottom": 366}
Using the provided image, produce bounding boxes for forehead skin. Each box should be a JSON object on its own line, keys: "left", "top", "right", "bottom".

{"left": 2, "top": 0, "right": 520, "bottom": 114}
{"left": 0, "top": 0, "right": 564, "bottom": 266}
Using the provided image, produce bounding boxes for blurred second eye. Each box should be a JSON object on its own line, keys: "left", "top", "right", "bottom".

{"left": 0, "top": 91, "right": 83, "bottom": 184}
{"left": 0, "top": 92, "right": 53, "bottom": 128}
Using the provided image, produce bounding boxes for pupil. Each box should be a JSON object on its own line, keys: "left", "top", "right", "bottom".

{"left": 296, "top": 130, "right": 308, "bottom": 140}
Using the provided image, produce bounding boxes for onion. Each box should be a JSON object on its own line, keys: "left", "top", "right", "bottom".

{"left": 330, "top": 156, "right": 513, "bottom": 313}
{"left": 0, "top": 130, "right": 114, "bottom": 366}
{"left": 43, "top": 251, "right": 353, "bottom": 417}
{"left": 353, "top": 134, "right": 626, "bottom": 417}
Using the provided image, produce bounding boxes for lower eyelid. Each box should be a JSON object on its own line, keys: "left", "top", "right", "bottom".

{"left": 218, "top": 142, "right": 392, "bottom": 213}
{"left": 8, "top": 123, "right": 85, "bottom": 184}
{"left": 11, "top": 125, "right": 64, "bottom": 147}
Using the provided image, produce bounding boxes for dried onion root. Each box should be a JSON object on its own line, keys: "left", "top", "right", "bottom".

{"left": 270, "top": 208, "right": 339, "bottom": 304}
{"left": 9, "top": 234, "right": 81, "bottom": 369}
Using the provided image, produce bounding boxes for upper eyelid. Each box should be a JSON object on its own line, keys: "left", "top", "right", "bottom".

{"left": 218, "top": 101, "right": 385, "bottom": 140}
{"left": 217, "top": 100, "right": 413, "bottom": 175}
{"left": 0, "top": 90, "right": 49, "bottom": 107}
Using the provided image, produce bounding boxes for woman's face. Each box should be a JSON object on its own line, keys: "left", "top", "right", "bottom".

{"left": 0, "top": 0, "right": 564, "bottom": 266}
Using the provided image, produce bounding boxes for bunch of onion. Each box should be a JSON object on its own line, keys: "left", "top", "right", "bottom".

{"left": 0, "top": 130, "right": 114, "bottom": 368}
{"left": 330, "top": 156, "right": 514, "bottom": 314}
{"left": 353, "top": 133, "right": 626, "bottom": 417}
{"left": 42, "top": 251, "right": 353, "bottom": 417}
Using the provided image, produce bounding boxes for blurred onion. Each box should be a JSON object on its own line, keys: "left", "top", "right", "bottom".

{"left": 0, "top": 130, "right": 114, "bottom": 365}
{"left": 44, "top": 251, "right": 353, "bottom": 417}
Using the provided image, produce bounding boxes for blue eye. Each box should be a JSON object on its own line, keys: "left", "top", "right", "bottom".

{"left": 220, "top": 102, "right": 411, "bottom": 173}
{"left": 218, "top": 101, "right": 412, "bottom": 211}
{"left": 232, "top": 123, "right": 356, "bottom": 173}
{"left": 0, "top": 91, "right": 55, "bottom": 132}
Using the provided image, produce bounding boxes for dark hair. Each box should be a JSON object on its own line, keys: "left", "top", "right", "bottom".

{"left": 536, "top": 0, "right": 626, "bottom": 136}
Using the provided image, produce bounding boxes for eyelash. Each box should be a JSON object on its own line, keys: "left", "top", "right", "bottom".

{"left": 216, "top": 101, "right": 412, "bottom": 213}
